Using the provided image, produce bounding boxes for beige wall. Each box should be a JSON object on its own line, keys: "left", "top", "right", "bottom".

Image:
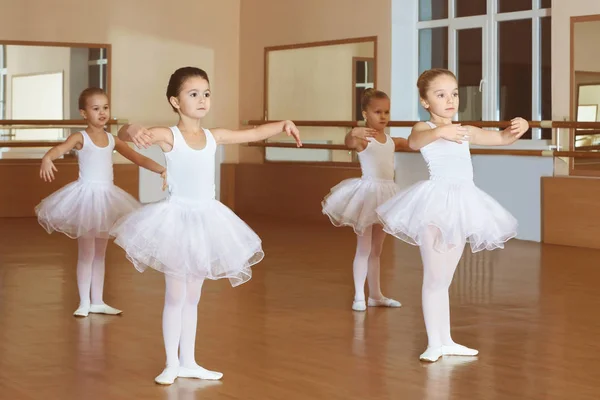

{"left": 574, "top": 20, "right": 600, "bottom": 72}
{"left": 5, "top": 46, "right": 71, "bottom": 120}
{"left": 552, "top": 0, "right": 600, "bottom": 122}
{"left": 239, "top": 0, "right": 392, "bottom": 162}
{"left": 0, "top": 0, "right": 240, "bottom": 160}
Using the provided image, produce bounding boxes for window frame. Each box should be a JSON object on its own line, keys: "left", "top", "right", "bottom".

{"left": 415, "top": 0, "right": 551, "bottom": 141}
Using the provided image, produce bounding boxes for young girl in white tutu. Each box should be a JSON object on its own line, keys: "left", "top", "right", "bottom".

{"left": 377, "top": 68, "right": 528, "bottom": 362}
{"left": 36, "top": 87, "right": 166, "bottom": 317}
{"left": 322, "top": 89, "right": 408, "bottom": 312}
{"left": 110, "top": 67, "right": 301, "bottom": 385}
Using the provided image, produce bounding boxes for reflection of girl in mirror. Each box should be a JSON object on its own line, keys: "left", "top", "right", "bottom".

{"left": 110, "top": 67, "right": 302, "bottom": 385}
{"left": 36, "top": 87, "right": 167, "bottom": 318}
{"left": 377, "top": 68, "right": 529, "bottom": 362}
{"left": 322, "top": 88, "right": 409, "bottom": 312}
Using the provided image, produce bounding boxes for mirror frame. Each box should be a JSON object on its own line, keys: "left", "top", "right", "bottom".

{"left": 570, "top": 14, "right": 600, "bottom": 176}
{"left": 263, "top": 36, "right": 378, "bottom": 121}
{"left": 0, "top": 39, "right": 111, "bottom": 123}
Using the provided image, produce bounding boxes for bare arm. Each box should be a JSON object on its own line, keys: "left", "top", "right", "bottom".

{"left": 468, "top": 118, "right": 530, "bottom": 146}
{"left": 393, "top": 137, "right": 410, "bottom": 151}
{"left": 407, "top": 122, "right": 442, "bottom": 150}
{"left": 212, "top": 120, "right": 301, "bottom": 146}
{"left": 40, "top": 133, "right": 83, "bottom": 182}
{"left": 344, "top": 127, "right": 377, "bottom": 151}
{"left": 408, "top": 122, "right": 469, "bottom": 150}
{"left": 118, "top": 124, "right": 173, "bottom": 151}
{"left": 114, "top": 137, "right": 165, "bottom": 174}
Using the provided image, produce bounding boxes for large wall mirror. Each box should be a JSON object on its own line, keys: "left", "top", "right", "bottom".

{"left": 264, "top": 36, "right": 376, "bottom": 162}
{"left": 571, "top": 17, "right": 600, "bottom": 174}
{"left": 0, "top": 40, "right": 110, "bottom": 142}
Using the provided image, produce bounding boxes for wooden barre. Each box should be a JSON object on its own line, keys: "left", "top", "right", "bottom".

{"left": 0, "top": 119, "right": 127, "bottom": 126}
{"left": 246, "top": 141, "right": 600, "bottom": 158}
{"left": 242, "top": 119, "right": 600, "bottom": 130}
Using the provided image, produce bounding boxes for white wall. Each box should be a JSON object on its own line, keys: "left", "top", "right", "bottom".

{"left": 390, "top": 0, "right": 555, "bottom": 242}
{"left": 5, "top": 45, "right": 70, "bottom": 119}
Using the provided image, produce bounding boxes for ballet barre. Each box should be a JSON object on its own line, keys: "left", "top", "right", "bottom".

{"left": 245, "top": 141, "right": 600, "bottom": 159}
{"left": 242, "top": 119, "right": 600, "bottom": 129}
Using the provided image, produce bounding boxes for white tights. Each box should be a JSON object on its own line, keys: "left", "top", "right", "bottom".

{"left": 353, "top": 224, "right": 387, "bottom": 302}
{"left": 163, "top": 275, "right": 204, "bottom": 368}
{"left": 76, "top": 237, "right": 109, "bottom": 306}
{"left": 419, "top": 226, "right": 465, "bottom": 348}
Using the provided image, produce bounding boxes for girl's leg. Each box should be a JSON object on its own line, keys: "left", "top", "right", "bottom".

{"left": 74, "top": 237, "right": 95, "bottom": 316}
{"left": 419, "top": 226, "right": 452, "bottom": 362}
{"left": 155, "top": 275, "right": 186, "bottom": 385}
{"left": 88, "top": 238, "right": 121, "bottom": 315}
{"left": 352, "top": 226, "right": 373, "bottom": 311}
{"left": 366, "top": 224, "right": 401, "bottom": 308}
{"left": 438, "top": 242, "right": 478, "bottom": 357}
{"left": 178, "top": 278, "right": 223, "bottom": 380}
{"left": 419, "top": 227, "right": 477, "bottom": 362}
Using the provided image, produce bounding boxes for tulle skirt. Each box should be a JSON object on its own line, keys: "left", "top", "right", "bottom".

{"left": 376, "top": 178, "right": 517, "bottom": 252}
{"left": 109, "top": 196, "right": 263, "bottom": 286}
{"left": 322, "top": 177, "right": 398, "bottom": 235}
{"left": 35, "top": 179, "right": 140, "bottom": 239}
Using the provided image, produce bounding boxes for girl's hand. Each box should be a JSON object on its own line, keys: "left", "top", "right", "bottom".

{"left": 438, "top": 123, "right": 470, "bottom": 144}
{"left": 351, "top": 127, "right": 378, "bottom": 145}
{"left": 160, "top": 170, "right": 168, "bottom": 191}
{"left": 509, "top": 117, "right": 529, "bottom": 136}
{"left": 283, "top": 120, "right": 302, "bottom": 147}
{"left": 40, "top": 158, "right": 58, "bottom": 182}
{"left": 127, "top": 124, "right": 154, "bottom": 149}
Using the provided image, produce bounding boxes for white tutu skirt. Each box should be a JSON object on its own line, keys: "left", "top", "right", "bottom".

{"left": 376, "top": 179, "right": 517, "bottom": 252}
{"left": 109, "top": 196, "right": 263, "bottom": 286}
{"left": 35, "top": 179, "right": 140, "bottom": 239}
{"left": 322, "top": 177, "right": 398, "bottom": 235}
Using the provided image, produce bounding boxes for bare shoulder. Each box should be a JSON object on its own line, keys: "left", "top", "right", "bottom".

{"left": 68, "top": 131, "right": 84, "bottom": 150}
{"left": 412, "top": 121, "right": 433, "bottom": 132}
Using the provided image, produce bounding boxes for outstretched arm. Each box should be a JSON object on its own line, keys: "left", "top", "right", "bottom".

{"left": 393, "top": 137, "right": 410, "bottom": 151}
{"left": 118, "top": 124, "right": 173, "bottom": 150}
{"left": 345, "top": 127, "right": 377, "bottom": 151}
{"left": 114, "top": 137, "right": 168, "bottom": 190}
{"left": 467, "top": 118, "right": 529, "bottom": 146}
{"left": 211, "top": 120, "right": 302, "bottom": 147}
{"left": 408, "top": 122, "right": 469, "bottom": 150}
{"left": 40, "top": 133, "right": 83, "bottom": 182}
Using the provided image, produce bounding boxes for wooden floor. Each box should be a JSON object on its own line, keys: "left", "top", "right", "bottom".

{"left": 1, "top": 217, "right": 600, "bottom": 400}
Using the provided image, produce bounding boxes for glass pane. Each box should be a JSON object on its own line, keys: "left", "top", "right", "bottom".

{"left": 499, "top": 0, "right": 532, "bottom": 13}
{"left": 457, "top": 28, "right": 483, "bottom": 121}
{"left": 499, "top": 19, "right": 532, "bottom": 138}
{"left": 89, "top": 48, "right": 101, "bottom": 60}
{"left": 456, "top": 0, "right": 486, "bottom": 17}
{"left": 541, "top": 17, "right": 552, "bottom": 140}
{"left": 419, "top": 0, "right": 448, "bottom": 21}
{"left": 89, "top": 65, "right": 100, "bottom": 88}
{"left": 101, "top": 64, "right": 107, "bottom": 91}
{"left": 366, "top": 60, "right": 375, "bottom": 83}
{"left": 355, "top": 87, "right": 365, "bottom": 120}
{"left": 541, "top": 0, "right": 551, "bottom": 8}
{"left": 419, "top": 27, "right": 448, "bottom": 120}
{"left": 355, "top": 61, "right": 366, "bottom": 83}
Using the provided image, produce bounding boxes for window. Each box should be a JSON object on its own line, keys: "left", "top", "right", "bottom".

{"left": 456, "top": 0, "right": 486, "bottom": 17}
{"left": 88, "top": 48, "right": 107, "bottom": 91}
{"left": 353, "top": 58, "right": 375, "bottom": 120}
{"left": 419, "top": 0, "right": 448, "bottom": 21}
{"left": 416, "top": 0, "right": 551, "bottom": 140}
{"left": 0, "top": 45, "right": 6, "bottom": 119}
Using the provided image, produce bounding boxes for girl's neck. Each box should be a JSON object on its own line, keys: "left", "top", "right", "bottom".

{"left": 177, "top": 115, "right": 204, "bottom": 134}
{"left": 85, "top": 125, "right": 105, "bottom": 135}
{"left": 366, "top": 124, "right": 386, "bottom": 134}
{"left": 429, "top": 114, "right": 454, "bottom": 126}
